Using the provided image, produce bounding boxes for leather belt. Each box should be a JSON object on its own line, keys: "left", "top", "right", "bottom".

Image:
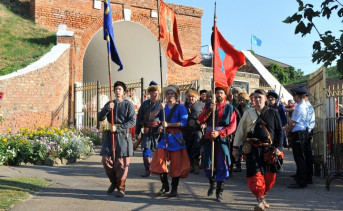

{"left": 144, "top": 122, "right": 160, "bottom": 128}
{"left": 246, "top": 137, "right": 271, "bottom": 147}
{"left": 166, "top": 128, "right": 182, "bottom": 133}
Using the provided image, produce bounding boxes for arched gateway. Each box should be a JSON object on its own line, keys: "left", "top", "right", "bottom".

{"left": 83, "top": 21, "right": 168, "bottom": 85}
{"left": 30, "top": 0, "right": 203, "bottom": 85}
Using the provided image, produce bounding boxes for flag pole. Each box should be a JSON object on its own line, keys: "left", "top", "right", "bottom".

{"left": 107, "top": 41, "right": 116, "bottom": 164}
{"left": 211, "top": 1, "right": 217, "bottom": 178}
{"left": 157, "top": 0, "right": 167, "bottom": 138}
{"left": 104, "top": 0, "right": 115, "bottom": 165}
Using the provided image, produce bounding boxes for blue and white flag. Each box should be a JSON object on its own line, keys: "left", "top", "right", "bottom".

{"left": 251, "top": 35, "right": 262, "bottom": 47}
{"left": 104, "top": 0, "right": 123, "bottom": 71}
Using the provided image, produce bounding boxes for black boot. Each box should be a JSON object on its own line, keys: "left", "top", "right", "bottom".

{"left": 207, "top": 177, "right": 216, "bottom": 197}
{"left": 216, "top": 181, "right": 224, "bottom": 202}
{"left": 229, "top": 164, "right": 233, "bottom": 176}
{"left": 141, "top": 157, "right": 151, "bottom": 177}
{"left": 157, "top": 173, "right": 169, "bottom": 196}
{"left": 189, "top": 158, "right": 194, "bottom": 173}
{"left": 193, "top": 158, "right": 200, "bottom": 174}
{"left": 169, "top": 177, "right": 179, "bottom": 197}
{"left": 106, "top": 171, "right": 117, "bottom": 194}
{"left": 234, "top": 163, "right": 242, "bottom": 172}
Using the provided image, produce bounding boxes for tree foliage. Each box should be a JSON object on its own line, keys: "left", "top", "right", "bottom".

{"left": 269, "top": 63, "right": 304, "bottom": 84}
{"left": 283, "top": 0, "right": 343, "bottom": 77}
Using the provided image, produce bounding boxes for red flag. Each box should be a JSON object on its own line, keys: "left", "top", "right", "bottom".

{"left": 212, "top": 21, "right": 245, "bottom": 88}
{"left": 159, "top": 0, "right": 197, "bottom": 67}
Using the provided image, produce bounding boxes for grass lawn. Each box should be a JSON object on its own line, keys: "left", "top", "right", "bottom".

{"left": 0, "top": 0, "right": 55, "bottom": 76}
{"left": 0, "top": 177, "right": 50, "bottom": 210}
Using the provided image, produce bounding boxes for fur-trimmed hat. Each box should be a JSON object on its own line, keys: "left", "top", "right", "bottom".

{"left": 238, "top": 92, "right": 250, "bottom": 101}
{"left": 185, "top": 88, "right": 199, "bottom": 98}
{"left": 147, "top": 81, "right": 161, "bottom": 93}
{"left": 232, "top": 87, "right": 243, "bottom": 94}
{"left": 215, "top": 86, "right": 228, "bottom": 95}
{"left": 165, "top": 84, "right": 180, "bottom": 99}
{"left": 113, "top": 81, "right": 127, "bottom": 92}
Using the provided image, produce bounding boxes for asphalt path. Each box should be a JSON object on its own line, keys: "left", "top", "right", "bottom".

{"left": 1, "top": 148, "right": 343, "bottom": 211}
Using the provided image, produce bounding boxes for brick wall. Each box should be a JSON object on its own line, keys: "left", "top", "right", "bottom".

{"left": 30, "top": 0, "right": 203, "bottom": 84}
{"left": 0, "top": 44, "right": 71, "bottom": 133}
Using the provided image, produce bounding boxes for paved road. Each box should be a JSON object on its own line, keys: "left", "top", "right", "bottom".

{"left": 1, "top": 149, "right": 343, "bottom": 211}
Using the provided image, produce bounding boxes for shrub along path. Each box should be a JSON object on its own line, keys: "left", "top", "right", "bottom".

{"left": 1, "top": 150, "right": 343, "bottom": 211}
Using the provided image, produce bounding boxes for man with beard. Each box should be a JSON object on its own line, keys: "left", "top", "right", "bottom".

{"left": 149, "top": 84, "right": 189, "bottom": 197}
{"left": 184, "top": 88, "right": 205, "bottom": 174}
{"left": 134, "top": 81, "right": 161, "bottom": 177}
{"left": 98, "top": 81, "right": 136, "bottom": 198}
{"left": 233, "top": 89, "right": 282, "bottom": 211}
{"left": 198, "top": 86, "right": 237, "bottom": 202}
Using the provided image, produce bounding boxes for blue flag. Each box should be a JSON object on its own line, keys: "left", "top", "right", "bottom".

{"left": 251, "top": 35, "right": 262, "bottom": 47}
{"left": 104, "top": 0, "right": 123, "bottom": 71}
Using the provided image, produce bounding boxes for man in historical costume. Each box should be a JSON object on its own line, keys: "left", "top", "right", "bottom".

{"left": 200, "top": 89, "right": 207, "bottom": 103}
{"left": 231, "top": 91, "right": 251, "bottom": 173}
{"left": 249, "top": 92, "right": 256, "bottom": 108}
{"left": 287, "top": 87, "right": 311, "bottom": 189}
{"left": 267, "top": 90, "right": 288, "bottom": 148}
{"left": 149, "top": 84, "right": 189, "bottom": 197}
{"left": 198, "top": 86, "right": 237, "bottom": 202}
{"left": 206, "top": 90, "right": 213, "bottom": 103}
{"left": 231, "top": 87, "right": 243, "bottom": 108}
{"left": 233, "top": 89, "right": 283, "bottom": 211}
{"left": 98, "top": 81, "right": 136, "bottom": 198}
{"left": 134, "top": 81, "right": 161, "bottom": 177}
{"left": 184, "top": 88, "right": 205, "bottom": 174}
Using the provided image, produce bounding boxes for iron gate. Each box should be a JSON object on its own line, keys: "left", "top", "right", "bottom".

{"left": 74, "top": 79, "right": 199, "bottom": 130}
{"left": 325, "top": 84, "right": 343, "bottom": 190}
{"left": 74, "top": 79, "right": 144, "bottom": 129}
{"left": 309, "top": 66, "right": 343, "bottom": 190}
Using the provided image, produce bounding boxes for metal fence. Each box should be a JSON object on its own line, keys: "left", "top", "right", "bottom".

{"left": 74, "top": 79, "right": 199, "bottom": 130}
{"left": 325, "top": 84, "right": 343, "bottom": 190}
{"left": 74, "top": 79, "right": 143, "bottom": 130}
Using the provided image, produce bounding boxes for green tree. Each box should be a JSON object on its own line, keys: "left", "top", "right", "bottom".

{"left": 269, "top": 63, "right": 295, "bottom": 84}
{"left": 283, "top": 0, "right": 343, "bottom": 77}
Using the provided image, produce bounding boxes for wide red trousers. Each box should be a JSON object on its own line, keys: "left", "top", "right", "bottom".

{"left": 247, "top": 171, "right": 276, "bottom": 198}
{"left": 150, "top": 148, "right": 190, "bottom": 178}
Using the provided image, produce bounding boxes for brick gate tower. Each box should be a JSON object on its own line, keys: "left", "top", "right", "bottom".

{"left": 29, "top": 0, "right": 203, "bottom": 84}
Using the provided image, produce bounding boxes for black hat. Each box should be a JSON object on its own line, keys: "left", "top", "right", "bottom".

{"left": 267, "top": 90, "right": 278, "bottom": 99}
{"left": 298, "top": 86, "right": 312, "bottom": 96}
{"left": 200, "top": 89, "right": 207, "bottom": 94}
{"left": 291, "top": 87, "right": 307, "bottom": 96}
{"left": 149, "top": 80, "right": 158, "bottom": 86}
{"left": 113, "top": 81, "right": 127, "bottom": 92}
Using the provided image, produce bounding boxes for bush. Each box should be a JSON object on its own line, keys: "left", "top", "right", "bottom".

{"left": 79, "top": 126, "right": 103, "bottom": 146}
{"left": 0, "top": 126, "right": 94, "bottom": 166}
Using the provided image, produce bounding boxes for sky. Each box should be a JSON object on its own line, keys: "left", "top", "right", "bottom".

{"left": 166, "top": 0, "right": 340, "bottom": 75}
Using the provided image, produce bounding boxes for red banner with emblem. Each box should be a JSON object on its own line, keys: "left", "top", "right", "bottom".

{"left": 159, "top": 0, "right": 197, "bottom": 67}
{"left": 212, "top": 21, "right": 245, "bottom": 88}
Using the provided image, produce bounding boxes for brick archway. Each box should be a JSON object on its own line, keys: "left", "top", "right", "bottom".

{"left": 77, "top": 12, "right": 170, "bottom": 83}
{"left": 30, "top": 0, "right": 203, "bottom": 84}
